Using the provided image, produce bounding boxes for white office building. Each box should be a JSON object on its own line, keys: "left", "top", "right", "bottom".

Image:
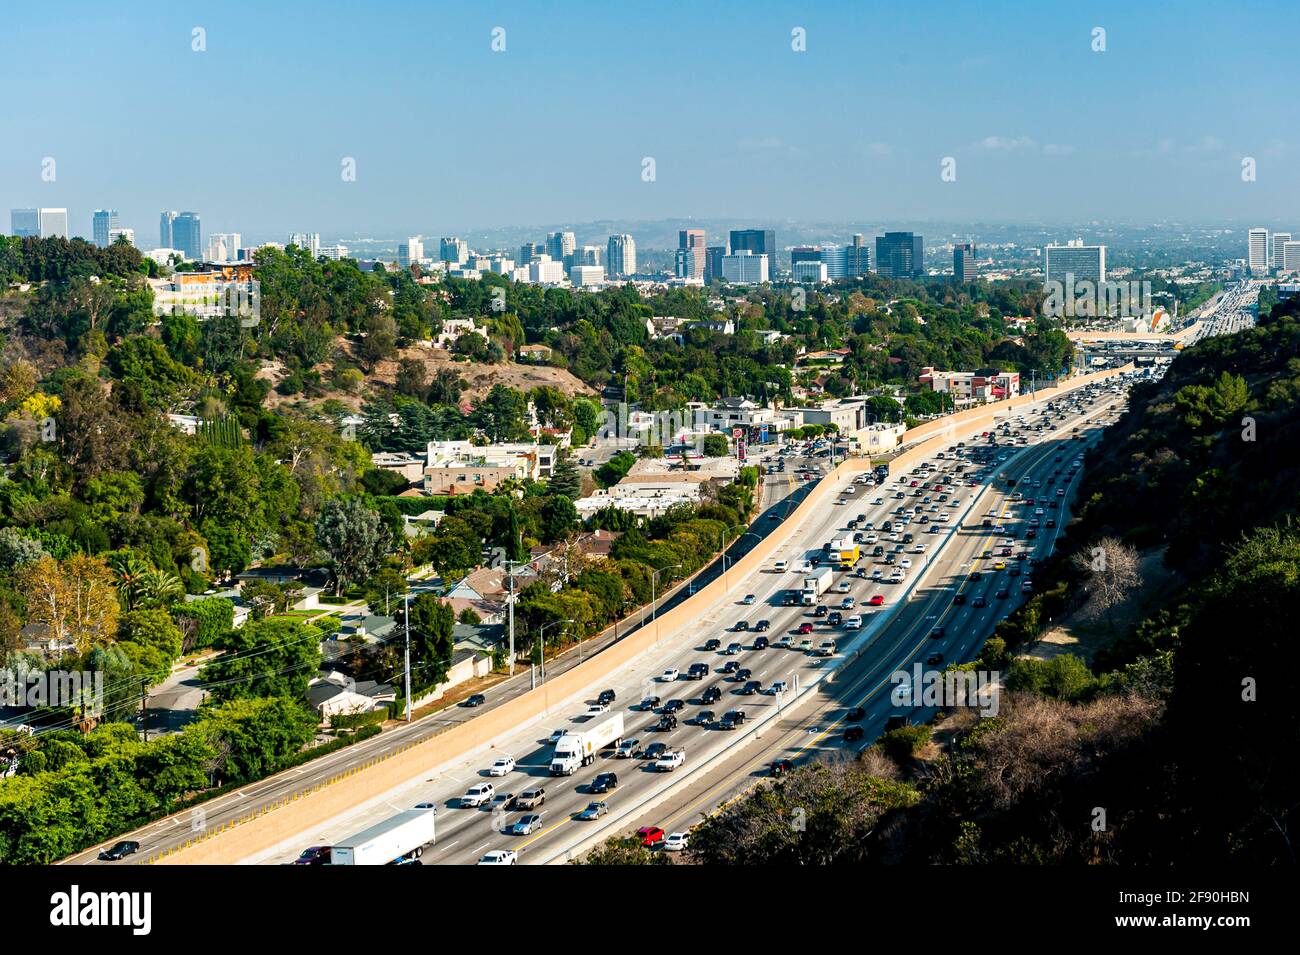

{"left": 440, "top": 237, "right": 468, "bottom": 264}
{"left": 287, "top": 232, "right": 320, "bottom": 257}
{"left": 721, "top": 250, "right": 769, "bottom": 284}
{"left": 1248, "top": 228, "right": 1269, "bottom": 273}
{"left": 606, "top": 234, "right": 636, "bottom": 277}
{"left": 107, "top": 228, "right": 135, "bottom": 247}
{"left": 1283, "top": 241, "right": 1300, "bottom": 272}
{"left": 207, "top": 233, "right": 242, "bottom": 262}
{"left": 1044, "top": 239, "right": 1105, "bottom": 286}
{"left": 318, "top": 243, "right": 350, "bottom": 260}
{"left": 570, "top": 265, "right": 605, "bottom": 287}
{"left": 1274, "top": 232, "right": 1292, "bottom": 270}
{"left": 792, "top": 260, "right": 829, "bottom": 282}
{"left": 397, "top": 236, "right": 425, "bottom": 268}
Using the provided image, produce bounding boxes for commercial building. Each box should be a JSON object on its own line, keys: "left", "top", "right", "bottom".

{"left": 792, "top": 260, "right": 829, "bottom": 282}
{"left": 875, "top": 231, "right": 924, "bottom": 279}
{"left": 422, "top": 440, "right": 557, "bottom": 495}
{"left": 1274, "top": 232, "right": 1292, "bottom": 270}
{"left": 107, "top": 228, "right": 135, "bottom": 247}
{"left": 398, "top": 237, "right": 425, "bottom": 268}
{"left": 606, "top": 233, "right": 636, "bottom": 277}
{"left": 954, "top": 243, "right": 977, "bottom": 282}
{"left": 1044, "top": 238, "right": 1105, "bottom": 286}
{"left": 10, "top": 208, "right": 40, "bottom": 237}
{"left": 1284, "top": 241, "right": 1300, "bottom": 272}
{"left": 1248, "top": 228, "right": 1269, "bottom": 273}
{"left": 92, "top": 209, "right": 119, "bottom": 247}
{"left": 207, "top": 233, "right": 241, "bottom": 262}
{"left": 570, "top": 264, "right": 605, "bottom": 287}
{"left": 721, "top": 249, "right": 769, "bottom": 284}
{"left": 172, "top": 212, "right": 202, "bottom": 260}
{"left": 287, "top": 232, "right": 320, "bottom": 256}
{"left": 918, "top": 366, "right": 1020, "bottom": 402}
{"left": 546, "top": 231, "right": 576, "bottom": 269}
{"left": 440, "top": 236, "right": 468, "bottom": 265}
{"left": 37, "top": 209, "right": 69, "bottom": 240}
{"left": 676, "top": 229, "right": 707, "bottom": 280}
{"left": 704, "top": 246, "right": 726, "bottom": 283}
{"left": 159, "top": 211, "right": 176, "bottom": 248}
{"left": 729, "top": 229, "right": 777, "bottom": 273}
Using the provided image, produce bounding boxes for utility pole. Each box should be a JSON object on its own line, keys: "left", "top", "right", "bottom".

{"left": 403, "top": 590, "right": 412, "bottom": 722}
{"left": 140, "top": 679, "right": 148, "bottom": 742}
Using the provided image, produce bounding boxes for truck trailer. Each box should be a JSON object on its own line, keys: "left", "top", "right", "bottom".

{"left": 330, "top": 809, "right": 435, "bottom": 865}
{"left": 550, "top": 713, "right": 624, "bottom": 775}
{"left": 801, "top": 567, "right": 834, "bottom": 605}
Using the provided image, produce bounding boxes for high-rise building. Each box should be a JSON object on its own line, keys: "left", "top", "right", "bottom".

{"left": 677, "top": 229, "right": 706, "bottom": 280}
{"left": 876, "top": 231, "right": 924, "bottom": 279}
{"left": 37, "top": 209, "right": 69, "bottom": 240}
{"left": 571, "top": 265, "right": 605, "bottom": 287}
{"left": 92, "top": 209, "right": 119, "bottom": 248}
{"left": 1284, "top": 241, "right": 1300, "bottom": 272}
{"left": 10, "top": 208, "right": 40, "bottom": 237}
{"left": 160, "top": 211, "right": 177, "bottom": 248}
{"left": 845, "top": 234, "right": 870, "bottom": 276}
{"left": 704, "top": 246, "right": 726, "bottom": 283}
{"left": 792, "top": 261, "right": 828, "bottom": 282}
{"left": 519, "top": 242, "right": 543, "bottom": 265}
{"left": 721, "top": 250, "right": 769, "bottom": 284}
{"left": 172, "top": 212, "right": 202, "bottom": 260}
{"left": 108, "top": 228, "right": 135, "bottom": 247}
{"left": 546, "top": 231, "right": 576, "bottom": 269}
{"left": 954, "top": 243, "right": 977, "bottom": 282}
{"left": 207, "top": 233, "right": 242, "bottom": 262}
{"left": 440, "top": 237, "right": 468, "bottom": 265}
{"left": 1273, "top": 232, "right": 1291, "bottom": 270}
{"left": 1044, "top": 238, "right": 1105, "bottom": 286}
{"left": 287, "top": 232, "right": 321, "bottom": 257}
{"left": 729, "top": 229, "right": 777, "bottom": 274}
{"left": 606, "top": 234, "right": 636, "bottom": 277}
{"left": 576, "top": 245, "right": 602, "bottom": 267}
{"left": 1248, "top": 228, "right": 1269, "bottom": 273}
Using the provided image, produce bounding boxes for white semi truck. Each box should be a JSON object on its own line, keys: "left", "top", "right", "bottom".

{"left": 801, "top": 567, "right": 834, "bottom": 605}
{"left": 331, "top": 808, "right": 436, "bottom": 865}
{"left": 550, "top": 713, "right": 624, "bottom": 775}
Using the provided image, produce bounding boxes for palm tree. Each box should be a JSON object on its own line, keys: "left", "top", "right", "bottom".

{"left": 108, "top": 553, "right": 151, "bottom": 611}
{"left": 136, "top": 569, "right": 184, "bottom": 609}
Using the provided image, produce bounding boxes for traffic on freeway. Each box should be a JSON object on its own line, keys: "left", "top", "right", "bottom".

{"left": 262, "top": 370, "right": 1143, "bottom": 866}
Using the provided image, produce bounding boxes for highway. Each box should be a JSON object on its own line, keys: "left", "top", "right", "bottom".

{"left": 248, "top": 374, "right": 1139, "bottom": 866}
{"left": 1182, "top": 282, "right": 1257, "bottom": 343}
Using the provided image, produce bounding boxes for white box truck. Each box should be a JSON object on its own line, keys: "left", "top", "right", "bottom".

{"left": 801, "top": 568, "right": 833, "bottom": 605}
{"left": 550, "top": 713, "right": 624, "bottom": 776}
{"left": 331, "top": 809, "right": 436, "bottom": 865}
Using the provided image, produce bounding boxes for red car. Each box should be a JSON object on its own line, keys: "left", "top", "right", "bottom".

{"left": 868, "top": 594, "right": 885, "bottom": 607}
{"left": 796, "top": 622, "right": 814, "bottom": 634}
{"left": 637, "top": 826, "right": 665, "bottom": 848}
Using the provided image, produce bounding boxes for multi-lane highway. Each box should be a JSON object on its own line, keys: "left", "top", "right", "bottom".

{"left": 250, "top": 373, "right": 1140, "bottom": 866}
{"left": 1183, "top": 282, "right": 1257, "bottom": 343}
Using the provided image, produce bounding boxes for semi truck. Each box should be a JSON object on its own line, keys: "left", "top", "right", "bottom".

{"left": 801, "top": 567, "right": 834, "bottom": 605}
{"left": 550, "top": 713, "right": 624, "bottom": 775}
{"left": 331, "top": 809, "right": 436, "bottom": 865}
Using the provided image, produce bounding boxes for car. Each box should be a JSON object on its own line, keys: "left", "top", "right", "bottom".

{"left": 721, "top": 660, "right": 740, "bottom": 674}
{"left": 655, "top": 714, "right": 678, "bottom": 731}
{"left": 724, "top": 642, "right": 743, "bottom": 655}
{"left": 796, "top": 622, "right": 814, "bottom": 635}
{"left": 724, "top": 709, "right": 748, "bottom": 726}
{"left": 753, "top": 635, "right": 769, "bottom": 650}
{"left": 972, "top": 595, "right": 987, "bottom": 608}
{"left": 754, "top": 620, "right": 770, "bottom": 632}
{"left": 768, "top": 679, "right": 789, "bottom": 695}
{"left": 741, "top": 593, "right": 756, "bottom": 605}
{"left": 642, "top": 742, "right": 668, "bottom": 762}
{"left": 993, "top": 560, "right": 1006, "bottom": 571}
{"left": 463, "top": 694, "right": 487, "bottom": 708}
{"left": 770, "top": 758, "right": 794, "bottom": 777}
{"left": 510, "top": 813, "right": 544, "bottom": 835}
{"left": 487, "top": 756, "right": 516, "bottom": 777}
{"left": 1046, "top": 519, "right": 1056, "bottom": 528}
{"left": 292, "top": 845, "right": 330, "bottom": 865}
{"left": 734, "top": 620, "right": 749, "bottom": 632}
{"left": 660, "top": 668, "right": 679, "bottom": 682}
{"left": 489, "top": 792, "right": 516, "bottom": 811}
{"left": 837, "top": 581, "right": 851, "bottom": 594}
{"left": 586, "top": 703, "right": 609, "bottom": 716}
{"left": 929, "top": 625, "right": 947, "bottom": 639}
{"left": 654, "top": 750, "right": 686, "bottom": 772}
{"left": 597, "top": 688, "right": 616, "bottom": 705}
{"left": 462, "top": 783, "right": 495, "bottom": 808}
{"left": 590, "top": 772, "right": 618, "bottom": 793}
{"left": 477, "top": 850, "right": 518, "bottom": 865}
{"left": 701, "top": 685, "right": 723, "bottom": 704}
{"left": 664, "top": 832, "right": 690, "bottom": 852}
{"left": 868, "top": 594, "right": 885, "bottom": 607}
{"left": 516, "top": 788, "right": 546, "bottom": 810}
{"left": 687, "top": 662, "right": 710, "bottom": 681}
{"left": 662, "top": 698, "right": 685, "bottom": 714}
{"left": 845, "top": 615, "right": 863, "bottom": 630}
{"left": 638, "top": 826, "right": 666, "bottom": 848}
{"left": 813, "top": 604, "right": 829, "bottom": 617}
{"left": 734, "top": 666, "right": 753, "bottom": 681}
{"left": 840, "top": 596, "right": 856, "bottom": 609}
{"left": 844, "top": 726, "right": 865, "bottom": 743}
{"left": 741, "top": 680, "right": 763, "bottom": 695}
{"left": 926, "top": 652, "right": 944, "bottom": 665}
{"left": 996, "top": 588, "right": 1010, "bottom": 599}
{"left": 704, "top": 638, "right": 721, "bottom": 651}
{"left": 969, "top": 571, "right": 983, "bottom": 581}
{"left": 694, "top": 709, "right": 716, "bottom": 726}
{"left": 774, "top": 560, "right": 789, "bottom": 572}
{"left": 828, "top": 611, "right": 843, "bottom": 626}
{"left": 815, "top": 641, "right": 836, "bottom": 657}
{"left": 616, "top": 739, "right": 639, "bottom": 758}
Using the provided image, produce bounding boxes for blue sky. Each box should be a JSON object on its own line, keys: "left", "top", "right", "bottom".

{"left": 3, "top": 0, "right": 1298, "bottom": 242}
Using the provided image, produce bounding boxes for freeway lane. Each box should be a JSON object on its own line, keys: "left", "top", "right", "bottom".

{"left": 250, "top": 377, "right": 1127, "bottom": 865}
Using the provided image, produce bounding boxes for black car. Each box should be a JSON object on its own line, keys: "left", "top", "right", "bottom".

{"left": 704, "top": 638, "right": 721, "bottom": 651}
{"left": 701, "top": 685, "right": 722, "bottom": 704}
{"left": 828, "top": 611, "right": 843, "bottom": 626}
{"left": 640, "top": 695, "right": 661, "bottom": 710}
{"left": 754, "top": 620, "right": 770, "bottom": 632}
{"left": 724, "top": 709, "right": 748, "bottom": 725}
{"left": 929, "top": 625, "right": 946, "bottom": 639}
{"left": 972, "top": 595, "right": 987, "bottom": 607}
{"left": 662, "top": 699, "right": 685, "bottom": 714}
{"left": 99, "top": 840, "right": 140, "bottom": 861}
{"left": 741, "top": 680, "right": 762, "bottom": 695}
{"left": 884, "top": 715, "right": 909, "bottom": 731}
{"left": 687, "top": 662, "right": 710, "bottom": 680}
{"left": 591, "top": 772, "right": 618, "bottom": 793}
{"left": 845, "top": 706, "right": 865, "bottom": 722}
{"left": 995, "top": 588, "right": 1010, "bottom": 599}
{"left": 734, "top": 620, "right": 749, "bottom": 632}
{"left": 969, "top": 571, "right": 982, "bottom": 581}
{"left": 872, "top": 545, "right": 885, "bottom": 556}
{"left": 813, "top": 605, "right": 828, "bottom": 617}
{"left": 844, "top": 726, "right": 865, "bottom": 743}
{"left": 655, "top": 714, "right": 678, "bottom": 731}
{"left": 597, "top": 689, "right": 616, "bottom": 705}
{"left": 695, "top": 710, "right": 716, "bottom": 726}
{"left": 926, "top": 652, "right": 944, "bottom": 665}
{"left": 753, "top": 635, "right": 769, "bottom": 650}
{"left": 734, "top": 667, "right": 752, "bottom": 682}
{"left": 643, "top": 742, "right": 668, "bottom": 761}
{"left": 721, "top": 660, "right": 740, "bottom": 674}
{"left": 952, "top": 593, "right": 967, "bottom": 605}
{"left": 717, "top": 716, "right": 737, "bottom": 730}
{"left": 463, "top": 694, "right": 486, "bottom": 708}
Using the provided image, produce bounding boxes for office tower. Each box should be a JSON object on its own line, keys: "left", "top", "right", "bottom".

{"left": 729, "top": 229, "right": 777, "bottom": 274}
{"left": 704, "top": 246, "right": 726, "bottom": 283}
{"left": 33, "top": 209, "right": 69, "bottom": 239}
{"left": 519, "top": 242, "right": 542, "bottom": 265}
{"left": 397, "top": 237, "right": 425, "bottom": 268}
{"left": 318, "top": 243, "right": 350, "bottom": 261}
{"left": 10, "top": 208, "right": 39, "bottom": 237}
{"left": 108, "top": 228, "right": 135, "bottom": 247}
{"left": 1284, "top": 241, "right": 1300, "bottom": 272}
{"left": 576, "top": 245, "right": 602, "bottom": 267}
{"left": 207, "top": 233, "right": 241, "bottom": 262}
{"left": 1247, "top": 228, "right": 1269, "bottom": 273}
{"left": 287, "top": 232, "right": 321, "bottom": 256}
{"left": 954, "top": 243, "right": 977, "bottom": 282}
{"left": 160, "top": 211, "right": 177, "bottom": 248}
{"left": 546, "top": 231, "right": 576, "bottom": 269}
{"left": 92, "top": 209, "right": 119, "bottom": 248}
{"left": 845, "top": 234, "right": 871, "bottom": 276}
{"left": 1274, "top": 232, "right": 1291, "bottom": 270}
{"left": 606, "top": 234, "right": 637, "bottom": 277}
{"left": 875, "top": 231, "right": 925, "bottom": 279}
{"left": 440, "top": 237, "right": 468, "bottom": 264}
{"left": 721, "top": 250, "right": 769, "bottom": 284}
{"left": 172, "top": 212, "right": 202, "bottom": 260}
{"left": 1043, "top": 238, "right": 1105, "bottom": 286}
{"left": 792, "top": 261, "right": 828, "bottom": 282}
{"left": 676, "top": 229, "right": 706, "bottom": 279}
{"left": 570, "top": 265, "right": 605, "bottom": 287}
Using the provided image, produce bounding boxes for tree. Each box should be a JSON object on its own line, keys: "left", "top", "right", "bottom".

{"left": 473, "top": 384, "right": 528, "bottom": 441}
{"left": 548, "top": 450, "right": 582, "bottom": 501}
{"left": 1071, "top": 536, "right": 1141, "bottom": 627}
{"left": 407, "top": 593, "right": 456, "bottom": 688}
{"left": 701, "top": 433, "right": 730, "bottom": 457}
{"left": 200, "top": 618, "right": 323, "bottom": 703}
{"left": 365, "top": 567, "right": 409, "bottom": 617}
{"left": 17, "top": 554, "right": 121, "bottom": 653}
{"left": 315, "top": 498, "right": 392, "bottom": 595}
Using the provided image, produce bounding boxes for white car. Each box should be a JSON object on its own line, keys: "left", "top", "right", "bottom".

{"left": 937, "top": 513, "right": 950, "bottom": 523}
{"left": 899, "top": 558, "right": 912, "bottom": 569}
{"left": 654, "top": 750, "right": 686, "bottom": 772}
{"left": 487, "top": 756, "right": 516, "bottom": 777}
{"left": 844, "top": 615, "right": 863, "bottom": 630}
{"left": 872, "top": 498, "right": 884, "bottom": 505}
{"left": 911, "top": 544, "right": 925, "bottom": 554}
{"left": 663, "top": 832, "right": 689, "bottom": 852}
{"left": 774, "top": 560, "right": 788, "bottom": 573}
{"left": 477, "top": 850, "right": 518, "bottom": 865}
{"left": 660, "top": 668, "right": 679, "bottom": 682}
{"left": 836, "top": 581, "right": 851, "bottom": 593}
{"left": 586, "top": 703, "right": 609, "bottom": 715}
{"left": 462, "top": 783, "right": 495, "bottom": 807}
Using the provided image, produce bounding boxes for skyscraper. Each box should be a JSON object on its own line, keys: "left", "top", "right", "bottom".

{"left": 160, "top": 211, "right": 177, "bottom": 248}
{"left": 39, "top": 209, "right": 69, "bottom": 239}
{"left": 10, "top": 209, "right": 39, "bottom": 237}
{"left": 172, "top": 212, "right": 202, "bottom": 259}
{"left": 704, "top": 246, "right": 726, "bottom": 283}
{"left": 519, "top": 242, "right": 542, "bottom": 265}
{"left": 439, "top": 237, "right": 467, "bottom": 264}
{"left": 845, "top": 234, "right": 871, "bottom": 276}
{"left": 398, "top": 237, "right": 425, "bottom": 267}
{"left": 1044, "top": 239, "right": 1105, "bottom": 286}
{"left": 606, "top": 234, "right": 636, "bottom": 278}
{"left": 677, "top": 229, "right": 706, "bottom": 280}
{"left": 729, "top": 229, "right": 777, "bottom": 274}
{"left": 546, "top": 231, "right": 576, "bottom": 269}
{"left": 1273, "top": 232, "right": 1291, "bottom": 270}
{"left": 1248, "top": 228, "right": 1269, "bottom": 273}
{"left": 288, "top": 232, "right": 321, "bottom": 257}
{"left": 875, "top": 232, "right": 924, "bottom": 279}
{"left": 207, "top": 233, "right": 242, "bottom": 262}
{"left": 954, "top": 243, "right": 977, "bottom": 282}
{"left": 92, "top": 209, "right": 120, "bottom": 248}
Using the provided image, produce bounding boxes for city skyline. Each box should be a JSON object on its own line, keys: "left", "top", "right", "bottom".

{"left": 4, "top": 0, "right": 1300, "bottom": 238}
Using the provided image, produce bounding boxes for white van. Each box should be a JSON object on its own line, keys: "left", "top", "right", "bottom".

{"left": 844, "top": 615, "right": 863, "bottom": 630}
